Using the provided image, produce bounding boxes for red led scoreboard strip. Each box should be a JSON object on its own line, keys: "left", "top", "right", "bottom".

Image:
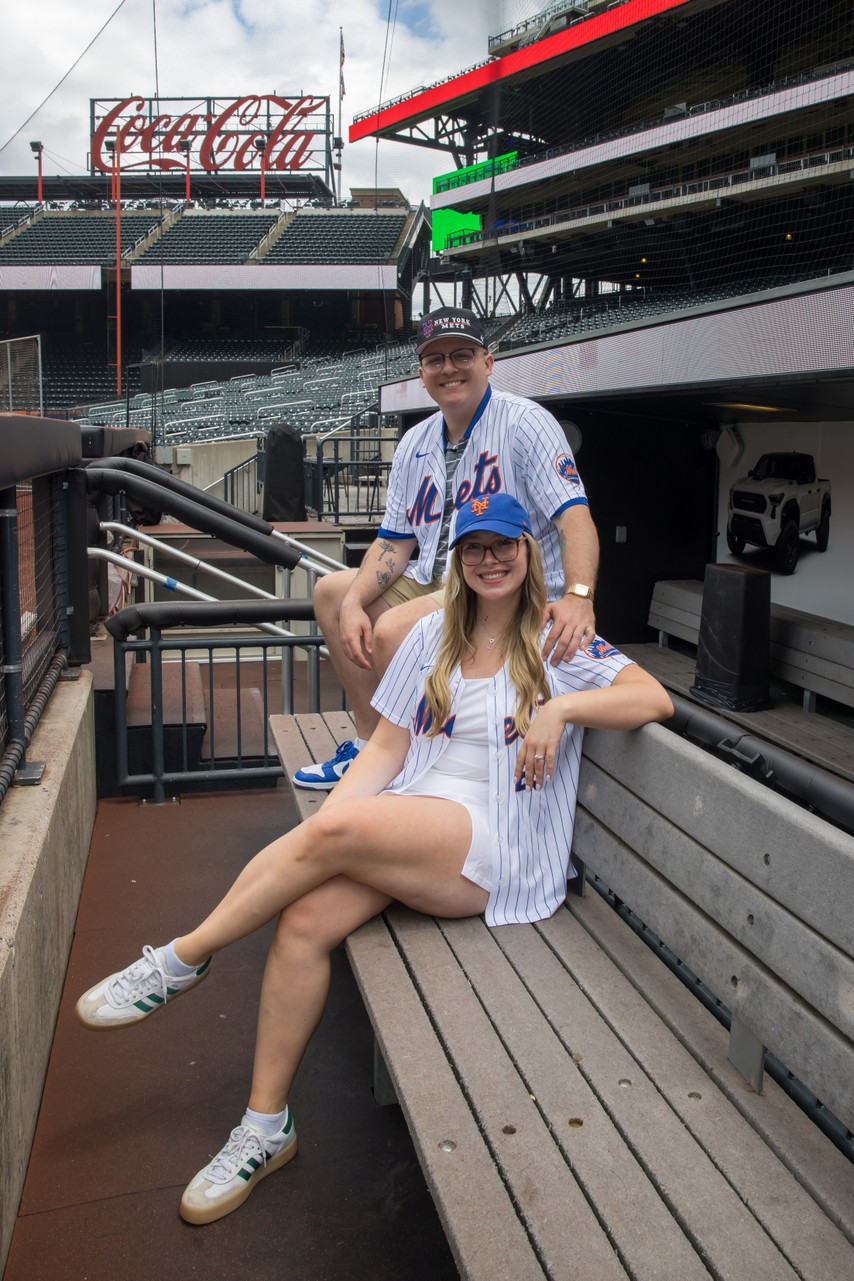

{"left": 350, "top": 0, "right": 695, "bottom": 143}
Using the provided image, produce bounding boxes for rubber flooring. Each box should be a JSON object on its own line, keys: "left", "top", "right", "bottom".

{"left": 4, "top": 784, "right": 459, "bottom": 1281}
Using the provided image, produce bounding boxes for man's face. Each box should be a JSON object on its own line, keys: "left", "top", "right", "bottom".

{"left": 418, "top": 337, "right": 493, "bottom": 418}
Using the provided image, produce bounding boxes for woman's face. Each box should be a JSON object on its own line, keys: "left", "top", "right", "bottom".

{"left": 458, "top": 531, "right": 529, "bottom": 605}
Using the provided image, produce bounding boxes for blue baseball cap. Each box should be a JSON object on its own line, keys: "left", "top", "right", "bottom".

{"left": 450, "top": 493, "right": 532, "bottom": 548}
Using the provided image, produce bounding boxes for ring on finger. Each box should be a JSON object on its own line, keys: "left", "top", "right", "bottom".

{"left": 534, "top": 754, "right": 546, "bottom": 761}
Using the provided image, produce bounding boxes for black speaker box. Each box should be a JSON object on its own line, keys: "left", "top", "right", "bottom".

{"left": 691, "top": 563, "right": 771, "bottom": 712}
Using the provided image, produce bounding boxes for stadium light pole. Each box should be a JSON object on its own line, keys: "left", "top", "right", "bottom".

{"left": 178, "top": 139, "right": 192, "bottom": 203}
{"left": 29, "top": 141, "right": 43, "bottom": 204}
{"left": 105, "top": 136, "right": 123, "bottom": 397}
{"left": 254, "top": 136, "right": 267, "bottom": 208}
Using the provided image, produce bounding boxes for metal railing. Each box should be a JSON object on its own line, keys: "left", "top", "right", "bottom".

{"left": 304, "top": 433, "right": 392, "bottom": 522}
{"left": 106, "top": 599, "right": 321, "bottom": 803}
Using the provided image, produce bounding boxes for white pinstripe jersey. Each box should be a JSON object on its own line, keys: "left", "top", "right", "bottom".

{"left": 371, "top": 612, "right": 633, "bottom": 927}
{"left": 377, "top": 386, "right": 589, "bottom": 600}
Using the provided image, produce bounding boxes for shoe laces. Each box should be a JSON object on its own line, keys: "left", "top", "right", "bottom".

{"left": 333, "top": 740, "right": 355, "bottom": 761}
{"left": 108, "top": 944, "right": 166, "bottom": 1005}
{"left": 207, "top": 1125, "right": 267, "bottom": 1183}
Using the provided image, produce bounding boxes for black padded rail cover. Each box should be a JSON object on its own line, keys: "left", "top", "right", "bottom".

{"left": 0, "top": 415, "right": 83, "bottom": 489}
{"left": 86, "top": 454, "right": 272, "bottom": 534}
{"left": 105, "top": 596, "right": 317, "bottom": 641}
{"left": 84, "top": 466, "right": 301, "bottom": 569}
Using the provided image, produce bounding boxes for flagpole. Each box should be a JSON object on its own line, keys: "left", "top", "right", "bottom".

{"left": 337, "top": 27, "right": 345, "bottom": 202}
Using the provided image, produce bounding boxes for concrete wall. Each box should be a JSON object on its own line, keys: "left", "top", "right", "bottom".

{"left": 0, "top": 673, "right": 96, "bottom": 1275}
{"left": 154, "top": 439, "right": 258, "bottom": 499}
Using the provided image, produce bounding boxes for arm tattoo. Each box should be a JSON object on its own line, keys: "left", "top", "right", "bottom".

{"left": 376, "top": 571, "right": 392, "bottom": 590}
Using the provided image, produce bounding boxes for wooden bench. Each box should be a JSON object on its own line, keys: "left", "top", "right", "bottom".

{"left": 270, "top": 710, "right": 854, "bottom": 1281}
{"left": 649, "top": 578, "right": 854, "bottom": 712}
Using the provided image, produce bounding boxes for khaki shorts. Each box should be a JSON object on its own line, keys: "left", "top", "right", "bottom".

{"left": 381, "top": 575, "right": 445, "bottom": 609}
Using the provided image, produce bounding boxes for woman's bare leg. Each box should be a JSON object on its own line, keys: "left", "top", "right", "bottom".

{"left": 247, "top": 876, "right": 391, "bottom": 1113}
{"left": 173, "top": 796, "right": 489, "bottom": 967}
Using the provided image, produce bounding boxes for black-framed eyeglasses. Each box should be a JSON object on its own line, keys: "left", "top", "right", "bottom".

{"left": 458, "top": 537, "right": 522, "bottom": 566}
{"left": 420, "top": 348, "right": 479, "bottom": 373}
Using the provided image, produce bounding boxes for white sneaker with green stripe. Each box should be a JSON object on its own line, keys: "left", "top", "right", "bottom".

{"left": 180, "top": 1112, "right": 298, "bottom": 1224}
{"left": 74, "top": 944, "right": 211, "bottom": 1029}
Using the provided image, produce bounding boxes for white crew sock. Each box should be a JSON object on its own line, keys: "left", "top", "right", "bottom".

{"left": 245, "top": 1105, "right": 289, "bottom": 1137}
{"left": 160, "top": 940, "right": 197, "bottom": 976}
{"left": 353, "top": 736, "right": 368, "bottom": 750}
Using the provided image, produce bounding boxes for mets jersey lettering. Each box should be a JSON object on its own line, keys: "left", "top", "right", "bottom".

{"left": 413, "top": 695, "right": 456, "bottom": 739}
{"left": 380, "top": 388, "right": 590, "bottom": 593}
{"left": 406, "top": 451, "right": 504, "bottom": 529}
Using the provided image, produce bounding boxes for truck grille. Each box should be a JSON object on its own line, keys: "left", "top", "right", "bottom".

{"left": 732, "top": 490, "right": 766, "bottom": 513}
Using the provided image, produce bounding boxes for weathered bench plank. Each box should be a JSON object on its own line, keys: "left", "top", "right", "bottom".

{"left": 578, "top": 759, "right": 854, "bottom": 1041}
{"left": 566, "top": 886, "right": 854, "bottom": 1243}
{"left": 581, "top": 726, "right": 854, "bottom": 954}
{"left": 500, "top": 913, "right": 843, "bottom": 1281}
{"left": 385, "top": 910, "right": 629, "bottom": 1281}
{"left": 435, "top": 916, "right": 713, "bottom": 1281}
{"left": 347, "top": 915, "right": 547, "bottom": 1281}
{"left": 552, "top": 896, "right": 854, "bottom": 1272}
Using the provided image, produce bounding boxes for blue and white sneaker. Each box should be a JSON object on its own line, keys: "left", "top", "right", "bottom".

{"left": 293, "top": 739, "right": 360, "bottom": 791}
{"left": 180, "top": 1111, "right": 298, "bottom": 1224}
{"left": 75, "top": 944, "right": 211, "bottom": 1030}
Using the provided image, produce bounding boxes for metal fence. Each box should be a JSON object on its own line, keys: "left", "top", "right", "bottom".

{"left": 107, "top": 604, "right": 322, "bottom": 803}
{"left": 304, "top": 433, "right": 393, "bottom": 522}
{"left": 1, "top": 334, "right": 43, "bottom": 416}
{"left": 0, "top": 460, "right": 81, "bottom": 800}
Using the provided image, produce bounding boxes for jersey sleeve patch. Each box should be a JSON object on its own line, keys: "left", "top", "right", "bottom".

{"left": 554, "top": 453, "right": 580, "bottom": 483}
{"left": 581, "top": 638, "right": 621, "bottom": 661}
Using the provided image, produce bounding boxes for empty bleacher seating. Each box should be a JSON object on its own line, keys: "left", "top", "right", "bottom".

{"left": 262, "top": 211, "right": 408, "bottom": 264}
{"left": 134, "top": 211, "right": 279, "bottom": 264}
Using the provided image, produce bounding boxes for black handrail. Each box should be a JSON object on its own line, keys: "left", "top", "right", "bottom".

{"left": 106, "top": 597, "right": 316, "bottom": 641}
{"left": 84, "top": 467, "right": 301, "bottom": 570}
{"left": 85, "top": 455, "right": 272, "bottom": 535}
{"left": 668, "top": 693, "right": 854, "bottom": 835}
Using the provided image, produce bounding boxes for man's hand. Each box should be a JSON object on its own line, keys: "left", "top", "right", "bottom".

{"left": 541, "top": 593, "right": 596, "bottom": 666}
{"left": 339, "top": 595, "right": 375, "bottom": 670}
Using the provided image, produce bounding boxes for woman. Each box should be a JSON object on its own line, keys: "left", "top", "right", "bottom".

{"left": 76, "top": 493, "right": 673, "bottom": 1225}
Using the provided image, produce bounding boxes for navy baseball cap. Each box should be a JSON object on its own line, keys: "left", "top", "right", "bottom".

{"left": 415, "top": 307, "right": 487, "bottom": 356}
{"left": 450, "top": 493, "right": 532, "bottom": 548}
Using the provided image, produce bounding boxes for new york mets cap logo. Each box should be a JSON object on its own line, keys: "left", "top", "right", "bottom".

{"left": 415, "top": 306, "right": 487, "bottom": 355}
{"left": 555, "top": 453, "right": 579, "bottom": 482}
{"left": 450, "top": 492, "right": 531, "bottom": 548}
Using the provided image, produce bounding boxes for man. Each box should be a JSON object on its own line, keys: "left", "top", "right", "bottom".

{"left": 294, "top": 306, "right": 599, "bottom": 790}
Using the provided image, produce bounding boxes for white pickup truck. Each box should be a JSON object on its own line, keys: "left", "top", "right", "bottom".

{"left": 726, "top": 452, "right": 831, "bottom": 574}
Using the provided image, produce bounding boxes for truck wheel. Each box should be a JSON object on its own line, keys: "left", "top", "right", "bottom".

{"left": 815, "top": 506, "right": 830, "bottom": 552}
{"left": 773, "top": 520, "right": 800, "bottom": 574}
{"left": 726, "top": 529, "right": 745, "bottom": 556}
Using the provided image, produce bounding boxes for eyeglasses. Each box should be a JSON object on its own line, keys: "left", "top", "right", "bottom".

{"left": 458, "top": 537, "right": 522, "bottom": 566}
{"left": 420, "top": 348, "right": 479, "bottom": 373}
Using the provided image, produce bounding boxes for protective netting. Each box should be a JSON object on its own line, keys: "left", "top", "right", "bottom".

{"left": 419, "top": 0, "right": 854, "bottom": 322}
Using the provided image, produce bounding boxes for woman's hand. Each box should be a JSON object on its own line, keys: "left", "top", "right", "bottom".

{"left": 514, "top": 699, "right": 571, "bottom": 790}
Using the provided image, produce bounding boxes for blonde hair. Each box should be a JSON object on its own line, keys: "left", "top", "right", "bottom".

{"left": 423, "top": 532, "right": 550, "bottom": 737}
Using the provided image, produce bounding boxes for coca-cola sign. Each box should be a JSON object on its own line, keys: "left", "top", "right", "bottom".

{"left": 90, "top": 95, "right": 330, "bottom": 174}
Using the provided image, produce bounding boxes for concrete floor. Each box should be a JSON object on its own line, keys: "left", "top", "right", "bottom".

{"left": 4, "top": 784, "right": 459, "bottom": 1281}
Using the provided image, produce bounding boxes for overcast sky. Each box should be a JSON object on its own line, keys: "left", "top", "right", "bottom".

{"left": 0, "top": 0, "right": 532, "bottom": 206}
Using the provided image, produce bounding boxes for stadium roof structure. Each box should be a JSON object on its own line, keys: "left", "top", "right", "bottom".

{"left": 0, "top": 170, "right": 333, "bottom": 207}
{"left": 349, "top": 0, "right": 697, "bottom": 156}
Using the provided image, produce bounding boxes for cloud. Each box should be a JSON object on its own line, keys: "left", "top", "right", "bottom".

{"left": 0, "top": 0, "right": 511, "bottom": 204}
